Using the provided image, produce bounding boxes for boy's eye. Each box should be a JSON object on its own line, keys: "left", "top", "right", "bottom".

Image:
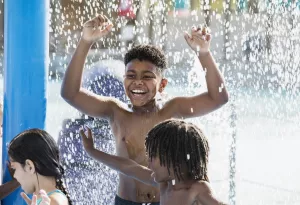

{"left": 143, "top": 76, "right": 155, "bottom": 79}
{"left": 125, "top": 74, "right": 135, "bottom": 79}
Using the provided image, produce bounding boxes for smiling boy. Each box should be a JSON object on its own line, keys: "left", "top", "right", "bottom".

{"left": 61, "top": 14, "right": 229, "bottom": 205}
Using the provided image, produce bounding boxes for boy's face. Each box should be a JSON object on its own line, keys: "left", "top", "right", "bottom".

{"left": 124, "top": 59, "right": 167, "bottom": 107}
{"left": 149, "top": 156, "right": 174, "bottom": 183}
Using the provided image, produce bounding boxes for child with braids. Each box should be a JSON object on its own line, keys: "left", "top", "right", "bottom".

{"left": 8, "top": 129, "right": 72, "bottom": 205}
{"left": 80, "top": 119, "right": 228, "bottom": 205}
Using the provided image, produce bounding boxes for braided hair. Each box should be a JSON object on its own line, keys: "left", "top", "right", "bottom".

{"left": 146, "top": 119, "right": 210, "bottom": 182}
{"left": 8, "top": 129, "right": 72, "bottom": 204}
{"left": 55, "top": 165, "right": 72, "bottom": 204}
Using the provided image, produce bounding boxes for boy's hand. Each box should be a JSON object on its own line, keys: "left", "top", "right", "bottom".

{"left": 80, "top": 125, "right": 95, "bottom": 153}
{"left": 21, "top": 190, "right": 51, "bottom": 205}
{"left": 184, "top": 26, "right": 211, "bottom": 54}
{"left": 82, "top": 14, "right": 113, "bottom": 43}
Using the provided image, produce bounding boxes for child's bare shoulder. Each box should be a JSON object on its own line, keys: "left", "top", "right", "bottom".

{"left": 111, "top": 99, "right": 132, "bottom": 117}
{"left": 159, "top": 97, "right": 180, "bottom": 117}
{"left": 191, "top": 180, "right": 212, "bottom": 194}
{"left": 192, "top": 181, "right": 228, "bottom": 205}
{"left": 49, "top": 192, "right": 68, "bottom": 205}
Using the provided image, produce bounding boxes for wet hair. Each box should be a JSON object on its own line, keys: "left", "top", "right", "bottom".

{"left": 124, "top": 45, "right": 167, "bottom": 74}
{"left": 8, "top": 129, "right": 72, "bottom": 204}
{"left": 146, "top": 119, "right": 210, "bottom": 182}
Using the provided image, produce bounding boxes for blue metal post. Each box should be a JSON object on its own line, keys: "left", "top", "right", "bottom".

{"left": 2, "top": 0, "right": 49, "bottom": 204}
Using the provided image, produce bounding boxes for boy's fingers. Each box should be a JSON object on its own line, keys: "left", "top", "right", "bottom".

{"left": 79, "top": 128, "right": 86, "bottom": 138}
{"left": 191, "top": 26, "right": 198, "bottom": 32}
{"left": 85, "top": 15, "right": 103, "bottom": 28}
{"left": 192, "top": 34, "right": 205, "bottom": 41}
{"left": 99, "top": 25, "right": 112, "bottom": 36}
{"left": 206, "top": 34, "right": 211, "bottom": 41}
{"left": 202, "top": 26, "right": 207, "bottom": 35}
{"left": 83, "top": 19, "right": 96, "bottom": 28}
{"left": 86, "top": 126, "right": 93, "bottom": 138}
{"left": 103, "top": 15, "right": 110, "bottom": 23}
{"left": 184, "top": 32, "right": 192, "bottom": 43}
{"left": 21, "top": 192, "right": 32, "bottom": 205}
{"left": 97, "top": 14, "right": 106, "bottom": 23}
{"left": 105, "top": 24, "right": 113, "bottom": 32}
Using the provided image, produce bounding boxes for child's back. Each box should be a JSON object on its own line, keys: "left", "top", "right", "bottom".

{"left": 159, "top": 180, "right": 227, "bottom": 205}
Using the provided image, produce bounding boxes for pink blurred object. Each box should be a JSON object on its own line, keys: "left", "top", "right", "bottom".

{"left": 118, "top": 0, "right": 136, "bottom": 19}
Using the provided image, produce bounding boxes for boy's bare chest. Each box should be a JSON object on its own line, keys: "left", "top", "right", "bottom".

{"left": 112, "top": 114, "right": 165, "bottom": 165}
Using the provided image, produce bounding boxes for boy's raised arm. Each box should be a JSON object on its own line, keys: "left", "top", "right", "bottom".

{"left": 80, "top": 126, "right": 157, "bottom": 187}
{"left": 166, "top": 26, "right": 229, "bottom": 119}
{"left": 61, "top": 15, "right": 119, "bottom": 120}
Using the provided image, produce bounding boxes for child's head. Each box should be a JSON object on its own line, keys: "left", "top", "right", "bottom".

{"left": 123, "top": 45, "right": 168, "bottom": 107}
{"left": 146, "top": 119, "right": 210, "bottom": 183}
{"left": 8, "top": 129, "right": 72, "bottom": 203}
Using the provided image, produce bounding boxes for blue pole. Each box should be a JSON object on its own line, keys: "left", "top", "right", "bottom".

{"left": 2, "top": 1, "right": 49, "bottom": 204}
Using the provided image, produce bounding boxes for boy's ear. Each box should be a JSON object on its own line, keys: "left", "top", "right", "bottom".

{"left": 159, "top": 78, "right": 168, "bottom": 93}
{"left": 25, "top": 159, "right": 36, "bottom": 174}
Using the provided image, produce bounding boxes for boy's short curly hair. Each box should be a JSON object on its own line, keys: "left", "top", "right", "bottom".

{"left": 124, "top": 45, "right": 167, "bottom": 73}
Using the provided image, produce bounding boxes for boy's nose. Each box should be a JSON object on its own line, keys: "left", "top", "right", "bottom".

{"left": 133, "top": 79, "right": 143, "bottom": 85}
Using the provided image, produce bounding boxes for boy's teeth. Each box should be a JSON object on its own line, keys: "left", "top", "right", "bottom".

{"left": 132, "top": 90, "right": 145, "bottom": 93}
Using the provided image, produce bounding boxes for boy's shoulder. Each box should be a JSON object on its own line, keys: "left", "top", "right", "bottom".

{"left": 191, "top": 180, "right": 212, "bottom": 194}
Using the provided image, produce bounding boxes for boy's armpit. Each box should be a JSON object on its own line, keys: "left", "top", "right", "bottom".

{"left": 66, "top": 89, "right": 125, "bottom": 121}
{"left": 163, "top": 94, "right": 225, "bottom": 119}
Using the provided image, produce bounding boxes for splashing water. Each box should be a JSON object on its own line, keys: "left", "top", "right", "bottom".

{"left": 172, "top": 179, "right": 176, "bottom": 186}
{"left": 44, "top": 0, "right": 300, "bottom": 205}
{"left": 58, "top": 118, "right": 118, "bottom": 204}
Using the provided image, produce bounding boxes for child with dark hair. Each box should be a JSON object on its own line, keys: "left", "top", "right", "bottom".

{"left": 8, "top": 129, "right": 72, "bottom": 205}
{"left": 61, "top": 13, "right": 229, "bottom": 205}
{"left": 145, "top": 119, "right": 210, "bottom": 183}
{"left": 80, "top": 119, "right": 227, "bottom": 205}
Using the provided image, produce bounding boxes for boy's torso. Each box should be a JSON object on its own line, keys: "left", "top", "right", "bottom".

{"left": 109, "top": 106, "right": 173, "bottom": 203}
